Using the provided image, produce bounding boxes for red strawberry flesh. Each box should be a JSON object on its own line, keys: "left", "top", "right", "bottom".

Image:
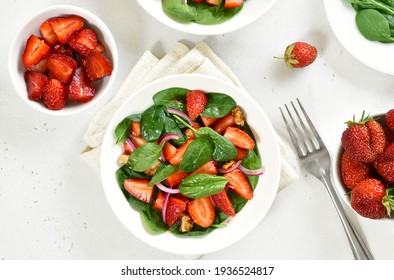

{"left": 42, "top": 79, "right": 67, "bottom": 110}
{"left": 350, "top": 178, "right": 387, "bottom": 219}
{"left": 186, "top": 90, "right": 208, "bottom": 120}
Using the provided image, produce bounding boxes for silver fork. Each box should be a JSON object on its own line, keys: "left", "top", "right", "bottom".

{"left": 279, "top": 99, "right": 373, "bottom": 260}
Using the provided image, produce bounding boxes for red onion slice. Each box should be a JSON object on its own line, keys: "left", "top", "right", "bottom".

{"left": 125, "top": 138, "right": 136, "bottom": 152}
{"left": 158, "top": 134, "right": 180, "bottom": 146}
{"left": 156, "top": 182, "right": 181, "bottom": 194}
{"left": 239, "top": 165, "right": 264, "bottom": 176}
{"left": 167, "top": 108, "right": 195, "bottom": 127}
{"left": 218, "top": 160, "right": 242, "bottom": 174}
{"left": 161, "top": 192, "right": 170, "bottom": 223}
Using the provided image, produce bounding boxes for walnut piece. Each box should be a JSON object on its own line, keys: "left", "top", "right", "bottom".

{"left": 232, "top": 106, "right": 245, "bottom": 126}
{"left": 179, "top": 215, "right": 194, "bottom": 233}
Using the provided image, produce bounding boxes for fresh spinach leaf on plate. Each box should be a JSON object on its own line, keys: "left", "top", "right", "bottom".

{"left": 114, "top": 114, "right": 141, "bottom": 143}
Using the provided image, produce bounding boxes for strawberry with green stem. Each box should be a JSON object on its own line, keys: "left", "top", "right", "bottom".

{"left": 341, "top": 111, "right": 386, "bottom": 163}
{"left": 275, "top": 41, "right": 317, "bottom": 69}
{"left": 350, "top": 178, "right": 394, "bottom": 219}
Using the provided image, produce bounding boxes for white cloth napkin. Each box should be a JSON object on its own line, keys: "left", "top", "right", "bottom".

{"left": 81, "top": 41, "right": 299, "bottom": 192}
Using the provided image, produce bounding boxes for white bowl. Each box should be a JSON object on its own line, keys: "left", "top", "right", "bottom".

{"left": 137, "top": 0, "right": 278, "bottom": 35}
{"left": 332, "top": 113, "right": 393, "bottom": 222}
{"left": 100, "top": 74, "right": 281, "bottom": 255}
{"left": 8, "top": 5, "right": 118, "bottom": 115}
{"left": 324, "top": 0, "right": 394, "bottom": 75}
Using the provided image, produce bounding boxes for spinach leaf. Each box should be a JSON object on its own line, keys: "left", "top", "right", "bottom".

{"left": 140, "top": 105, "right": 167, "bottom": 142}
{"left": 114, "top": 114, "right": 141, "bottom": 143}
{"left": 202, "top": 93, "right": 236, "bottom": 118}
{"left": 179, "top": 137, "right": 213, "bottom": 172}
{"left": 179, "top": 174, "right": 229, "bottom": 198}
{"left": 128, "top": 143, "right": 162, "bottom": 172}
{"left": 164, "top": 117, "right": 186, "bottom": 146}
{"left": 242, "top": 150, "right": 261, "bottom": 190}
{"left": 162, "top": 0, "right": 243, "bottom": 25}
{"left": 152, "top": 87, "right": 188, "bottom": 111}
{"left": 141, "top": 204, "right": 168, "bottom": 233}
{"left": 196, "top": 127, "right": 237, "bottom": 162}
{"left": 148, "top": 164, "right": 178, "bottom": 186}
{"left": 347, "top": 0, "right": 394, "bottom": 15}
{"left": 115, "top": 166, "right": 167, "bottom": 233}
{"left": 115, "top": 165, "right": 150, "bottom": 212}
{"left": 355, "top": 8, "right": 394, "bottom": 42}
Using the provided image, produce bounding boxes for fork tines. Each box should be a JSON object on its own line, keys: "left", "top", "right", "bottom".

{"left": 279, "top": 98, "right": 324, "bottom": 157}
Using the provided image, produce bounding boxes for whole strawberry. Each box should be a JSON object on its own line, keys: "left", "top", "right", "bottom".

{"left": 386, "top": 109, "right": 394, "bottom": 132}
{"left": 340, "top": 151, "right": 372, "bottom": 189}
{"left": 350, "top": 178, "right": 393, "bottom": 219}
{"left": 373, "top": 143, "right": 394, "bottom": 183}
{"left": 279, "top": 42, "right": 317, "bottom": 68}
{"left": 186, "top": 90, "right": 208, "bottom": 120}
{"left": 341, "top": 111, "right": 386, "bottom": 163}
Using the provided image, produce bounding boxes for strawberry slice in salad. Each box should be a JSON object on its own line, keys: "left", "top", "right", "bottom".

{"left": 114, "top": 87, "right": 264, "bottom": 235}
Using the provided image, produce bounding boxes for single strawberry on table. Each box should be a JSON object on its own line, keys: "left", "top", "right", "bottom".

{"left": 350, "top": 178, "right": 394, "bottom": 219}
{"left": 341, "top": 111, "right": 386, "bottom": 163}
{"left": 276, "top": 41, "right": 317, "bottom": 69}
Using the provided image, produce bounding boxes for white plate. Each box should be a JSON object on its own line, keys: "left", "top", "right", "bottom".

{"left": 100, "top": 74, "right": 281, "bottom": 255}
{"left": 136, "top": 0, "right": 278, "bottom": 35}
{"left": 324, "top": 0, "right": 394, "bottom": 75}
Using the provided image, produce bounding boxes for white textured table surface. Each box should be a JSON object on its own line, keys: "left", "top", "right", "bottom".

{"left": 1, "top": 0, "right": 393, "bottom": 260}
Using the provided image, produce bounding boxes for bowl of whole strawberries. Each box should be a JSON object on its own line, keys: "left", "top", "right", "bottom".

{"left": 334, "top": 110, "right": 394, "bottom": 220}
{"left": 8, "top": 5, "right": 118, "bottom": 115}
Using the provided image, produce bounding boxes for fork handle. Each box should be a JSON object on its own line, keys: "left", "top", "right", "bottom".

{"left": 320, "top": 172, "right": 374, "bottom": 260}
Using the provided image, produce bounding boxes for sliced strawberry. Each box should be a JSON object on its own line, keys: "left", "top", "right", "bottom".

{"left": 39, "top": 20, "right": 58, "bottom": 46}
{"left": 95, "top": 41, "right": 106, "bottom": 52}
{"left": 130, "top": 135, "right": 147, "bottom": 148}
{"left": 123, "top": 143, "right": 132, "bottom": 155}
{"left": 28, "top": 59, "right": 48, "bottom": 73}
{"left": 163, "top": 142, "right": 177, "bottom": 161}
{"left": 85, "top": 50, "right": 113, "bottom": 81}
{"left": 49, "top": 15, "right": 84, "bottom": 44}
{"left": 124, "top": 178, "right": 154, "bottom": 203}
{"left": 186, "top": 90, "right": 208, "bottom": 120}
{"left": 235, "top": 147, "right": 248, "bottom": 161}
{"left": 165, "top": 197, "right": 187, "bottom": 227}
{"left": 131, "top": 122, "right": 141, "bottom": 136}
{"left": 224, "top": 126, "right": 255, "bottom": 150}
{"left": 153, "top": 191, "right": 165, "bottom": 211}
{"left": 190, "top": 160, "right": 218, "bottom": 176}
{"left": 223, "top": 169, "right": 253, "bottom": 200}
{"left": 42, "top": 79, "right": 67, "bottom": 110}
{"left": 224, "top": 0, "right": 243, "bottom": 8}
{"left": 24, "top": 70, "right": 49, "bottom": 101}
{"left": 188, "top": 197, "right": 215, "bottom": 228}
{"left": 206, "top": 0, "right": 220, "bottom": 5}
{"left": 52, "top": 43, "right": 75, "bottom": 57}
{"left": 69, "top": 28, "right": 98, "bottom": 57}
{"left": 201, "top": 115, "right": 218, "bottom": 127}
{"left": 211, "top": 190, "right": 236, "bottom": 217}
{"left": 212, "top": 113, "right": 236, "bottom": 134}
{"left": 166, "top": 169, "right": 189, "bottom": 187}
{"left": 67, "top": 67, "right": 95, "bottom": 103}
{"left": 46, "top": 54, "right": 78, "bottom": 83}
{"left": 168, "top": 138, "right": 193, "bottom": 166}
{"left": 22, "top": 35, "right": 51, "bottom": 68}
